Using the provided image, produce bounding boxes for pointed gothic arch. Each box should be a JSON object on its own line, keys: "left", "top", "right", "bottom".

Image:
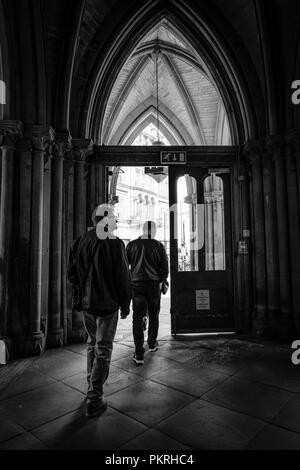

{"left": 70, "top": 1, "right": 265, "bottom": 144}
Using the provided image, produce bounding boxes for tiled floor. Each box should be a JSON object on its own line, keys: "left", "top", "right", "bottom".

{"left": 0, "top": 297, "right": 299, "bottom": 450}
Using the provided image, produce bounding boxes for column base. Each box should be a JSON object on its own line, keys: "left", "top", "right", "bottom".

{"left": 68, "top": 309, "right": 86, "bottom": 344}
{"left": 0, "top": 336, "right": 11, "bottom": 364}
{"left": 68, "top": 326, "right": 87, "bottom": 344}
{"left": 252, "top": 313, "right": 269, "bottom": 337}
{"left": 25, "top": 331, "right": 45, "bottom": 356}
{"left": 47, "top": 328, "right": 64, "bottom": 348}
{"left": 279, "top": 315, "right": 294, "bottom": 340}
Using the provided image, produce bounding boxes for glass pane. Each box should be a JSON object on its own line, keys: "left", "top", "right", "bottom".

{"left": 177, "top": 175, "right": 199, "bottom": 271}
{"left": 204, "top": 174, "right": 226, "bottom": 270}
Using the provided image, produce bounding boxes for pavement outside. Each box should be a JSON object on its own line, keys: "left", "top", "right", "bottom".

{"left": 0, "top": 294, "right": 299, "bottom": 450}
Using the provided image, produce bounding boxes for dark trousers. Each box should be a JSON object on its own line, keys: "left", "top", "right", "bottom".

{"left": 132, "top": 281, "right": 161, "bottom": 356}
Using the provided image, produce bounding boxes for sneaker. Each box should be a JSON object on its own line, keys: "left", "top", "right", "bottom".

{"left": 148, "top": 342, "right": 158, "bottom": 352}
{"left": 133, "top": 354, "right": 144, "bottom": 365}
{"left": 86, "top": 398, "right": 108, "bottom": 418}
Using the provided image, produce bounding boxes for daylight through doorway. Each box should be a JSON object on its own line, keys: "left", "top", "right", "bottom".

{"left": 110, "top": 166, "right": 171, "bottom": 342}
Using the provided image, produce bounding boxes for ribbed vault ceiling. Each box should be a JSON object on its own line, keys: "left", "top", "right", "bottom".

{"left": 101, "top": 19, "right": 231, "bottom": 145}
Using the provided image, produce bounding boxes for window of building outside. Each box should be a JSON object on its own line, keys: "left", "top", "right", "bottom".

{"left": 113, "top": 124, "right": 170, "bottom": 252}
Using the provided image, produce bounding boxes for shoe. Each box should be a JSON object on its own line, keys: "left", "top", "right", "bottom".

{"left": 148, "top": 342, "right": 158, "bottom": 352}
{"left": 86, "top": 398, "right": 108, "bottom": 418}
{"left": 133, "top": 354, "right": 144, "bottom": 365}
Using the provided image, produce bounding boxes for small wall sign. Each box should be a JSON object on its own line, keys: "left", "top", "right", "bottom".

{"left": 160, "top": 151, "right": 187, "bottom": 164}
{"left": 196, "top": 289, "right": 210, "bottom": 310}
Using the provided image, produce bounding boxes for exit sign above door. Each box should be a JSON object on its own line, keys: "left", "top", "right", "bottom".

{"left": 160, "top": 151, "right": 187, "bottom": 164}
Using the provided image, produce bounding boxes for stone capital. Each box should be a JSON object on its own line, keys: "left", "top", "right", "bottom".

{"left": 265, "top": 135, "right": 283, "bottom": 152}
{"left": 265, "top": 135, "right": 285, "bottom": 163}
{"left": 72, "top": 138, "right": 93, "bottom": 162}
{"left": 25, "top": 126, "right": 55, "bottom": 154}
{"left": 0, "top": 120, "right": 23, "bottom": 149}
{"left": 53, "top": 129, "right": 72, "bottom": 159}
{"left": 285, "top": 130, "right": 300, "bottom": 152}
{"left": 242, "top": 140, "right": 264, "bottom": 163}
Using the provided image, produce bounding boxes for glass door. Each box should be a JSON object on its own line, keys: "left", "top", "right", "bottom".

{"left": 169, "top": 166, "right": 234, "bottom": 333}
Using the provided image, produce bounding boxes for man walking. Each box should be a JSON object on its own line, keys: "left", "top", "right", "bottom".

{"left": 67, "top": 204, "right": 131, "bottom": 417}
{"left": 126, "top": 220, "right": 169, "bottom": 364}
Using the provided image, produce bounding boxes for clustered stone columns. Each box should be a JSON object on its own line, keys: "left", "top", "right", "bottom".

{"left": 47, "top": 131, "right": 72, "bottom": 348}
{"left": 70, "top": 138, "right": 93, "bottom": 339}
{"left": 263, "top": 141, "right": 280, "bottom": 331}
{"left": 243, "top": 141, "right": 268, "bottom": 336}
{"left": 25, "top": 126, "right": 55, "bottom": 354}
{"left": 269, "top": 136, "right": 292, "bottom": 337}
{"left": 244, "top": 135, "right": 299, "bottom": 338}
{"left": 285, "top": 131, "right": 300, "bottom": 334}
{"left": 0, "top": 121, "right": 23, "bottom": 354}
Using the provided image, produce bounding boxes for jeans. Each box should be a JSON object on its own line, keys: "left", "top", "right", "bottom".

{"left": 82, "top": 310, "right": 118, "bottom": 401}
{"left": 132, "top": 281, "right": 161, "bottom": 356}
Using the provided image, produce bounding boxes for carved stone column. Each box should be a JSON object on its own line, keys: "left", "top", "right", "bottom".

{"left": 47, "top": 131, "right": 71, "bottom": 348}
{"left": 26, "top": 126, "right": 55, "bottom": 355}
{"left": 70, "top": 138, "right": 92, "bottom": 340}
{"left": 285, "top": 131, "right": 300, "bottom": 335}
{"left": 268, "top": 136, "right": 292, "bottom": 338}
{"left": 0, "top": 121, "right": 23, "bottom": 355}
{"left": 243, "top": 141, "right": 268, "bottom": 336}
{"left": 263, "top": 140, "right": 280, "bottom": 334}
{"left": 72, "top": 139, "right": 93, "bottom": 239}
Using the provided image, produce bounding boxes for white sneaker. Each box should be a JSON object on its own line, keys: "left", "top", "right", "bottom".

{"left": 133, "top": 354, "right": 144, "bottom": 364}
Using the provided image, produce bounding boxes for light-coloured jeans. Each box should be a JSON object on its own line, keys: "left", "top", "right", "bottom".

{"left": 82, "top": 310, "right": 118, "bottom": 401}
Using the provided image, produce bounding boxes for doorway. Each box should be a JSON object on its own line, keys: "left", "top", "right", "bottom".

{"left": 107, "top": 165, "right": 171, "bottom": 341}
{"left": 95, "top": 146, "right": 238, "bottom": 338}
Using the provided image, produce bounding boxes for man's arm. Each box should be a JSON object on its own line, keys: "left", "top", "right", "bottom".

{"left": 125, "top": 242, "right": 131, "bottom": 266}
{"left": 114, "top": 240, "right": 132, "bottom": 316}
{"left": 67, "top": 237, "right": 82, "bottom": 286}
{"left": 159, "top": 243, "right": 169, "bottom": 281}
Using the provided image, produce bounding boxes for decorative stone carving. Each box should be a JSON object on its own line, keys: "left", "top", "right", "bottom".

{"left": 0, "top": 120, "right": 23, "bottom": 148}
{"left": 24, "top": 126, "right": 55, "bottom": 165}
{"left": 242, "top": 140, "right": 264, "bottom": 163}
{"left": 285, "top": 129, "right": 300, "bottom": 151}
{"left": 53, "top": 129, "right": 72, "bottom": 159}
{"left": 72, "top": 138, "right": 93, "bottom": 162}
{"left": 265, "top": 135, "right": 284, "bottom": 163}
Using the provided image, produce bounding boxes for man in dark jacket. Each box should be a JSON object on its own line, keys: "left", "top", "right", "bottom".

{"left": 126, "top": 220, "right": 169, "bottom": 364}
{"left": 67, "top": 203, "right": 131, "bottom": 418}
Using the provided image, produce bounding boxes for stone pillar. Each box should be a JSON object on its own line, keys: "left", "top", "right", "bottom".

{"left": 26, "top": 127, "right": 55, "bottom": 355}
{"left": 72, "top": 139, "right": 92, "bottom": 239}
{"left": 268, "top": 136, "right": 292, "bottom": 338}
{"left": 263, "top": 140, "right": 280, "bottom": 334}
{"left": 239, "top": 160, "right": 253, "bottom": 332}
{"left": 244, "top": 141, "right": 268, "bottom": 336}
{"left": 0, "top": 120, "right": 23, "bottom": 355}
{"left": 70, "top": 138, "right": 92, "bottom": 340}
{"left": 47, "top": 131, "right": 71, "bottom": 348}
{"left": 285, "top": 131, "right": 300, "bottom": 335}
